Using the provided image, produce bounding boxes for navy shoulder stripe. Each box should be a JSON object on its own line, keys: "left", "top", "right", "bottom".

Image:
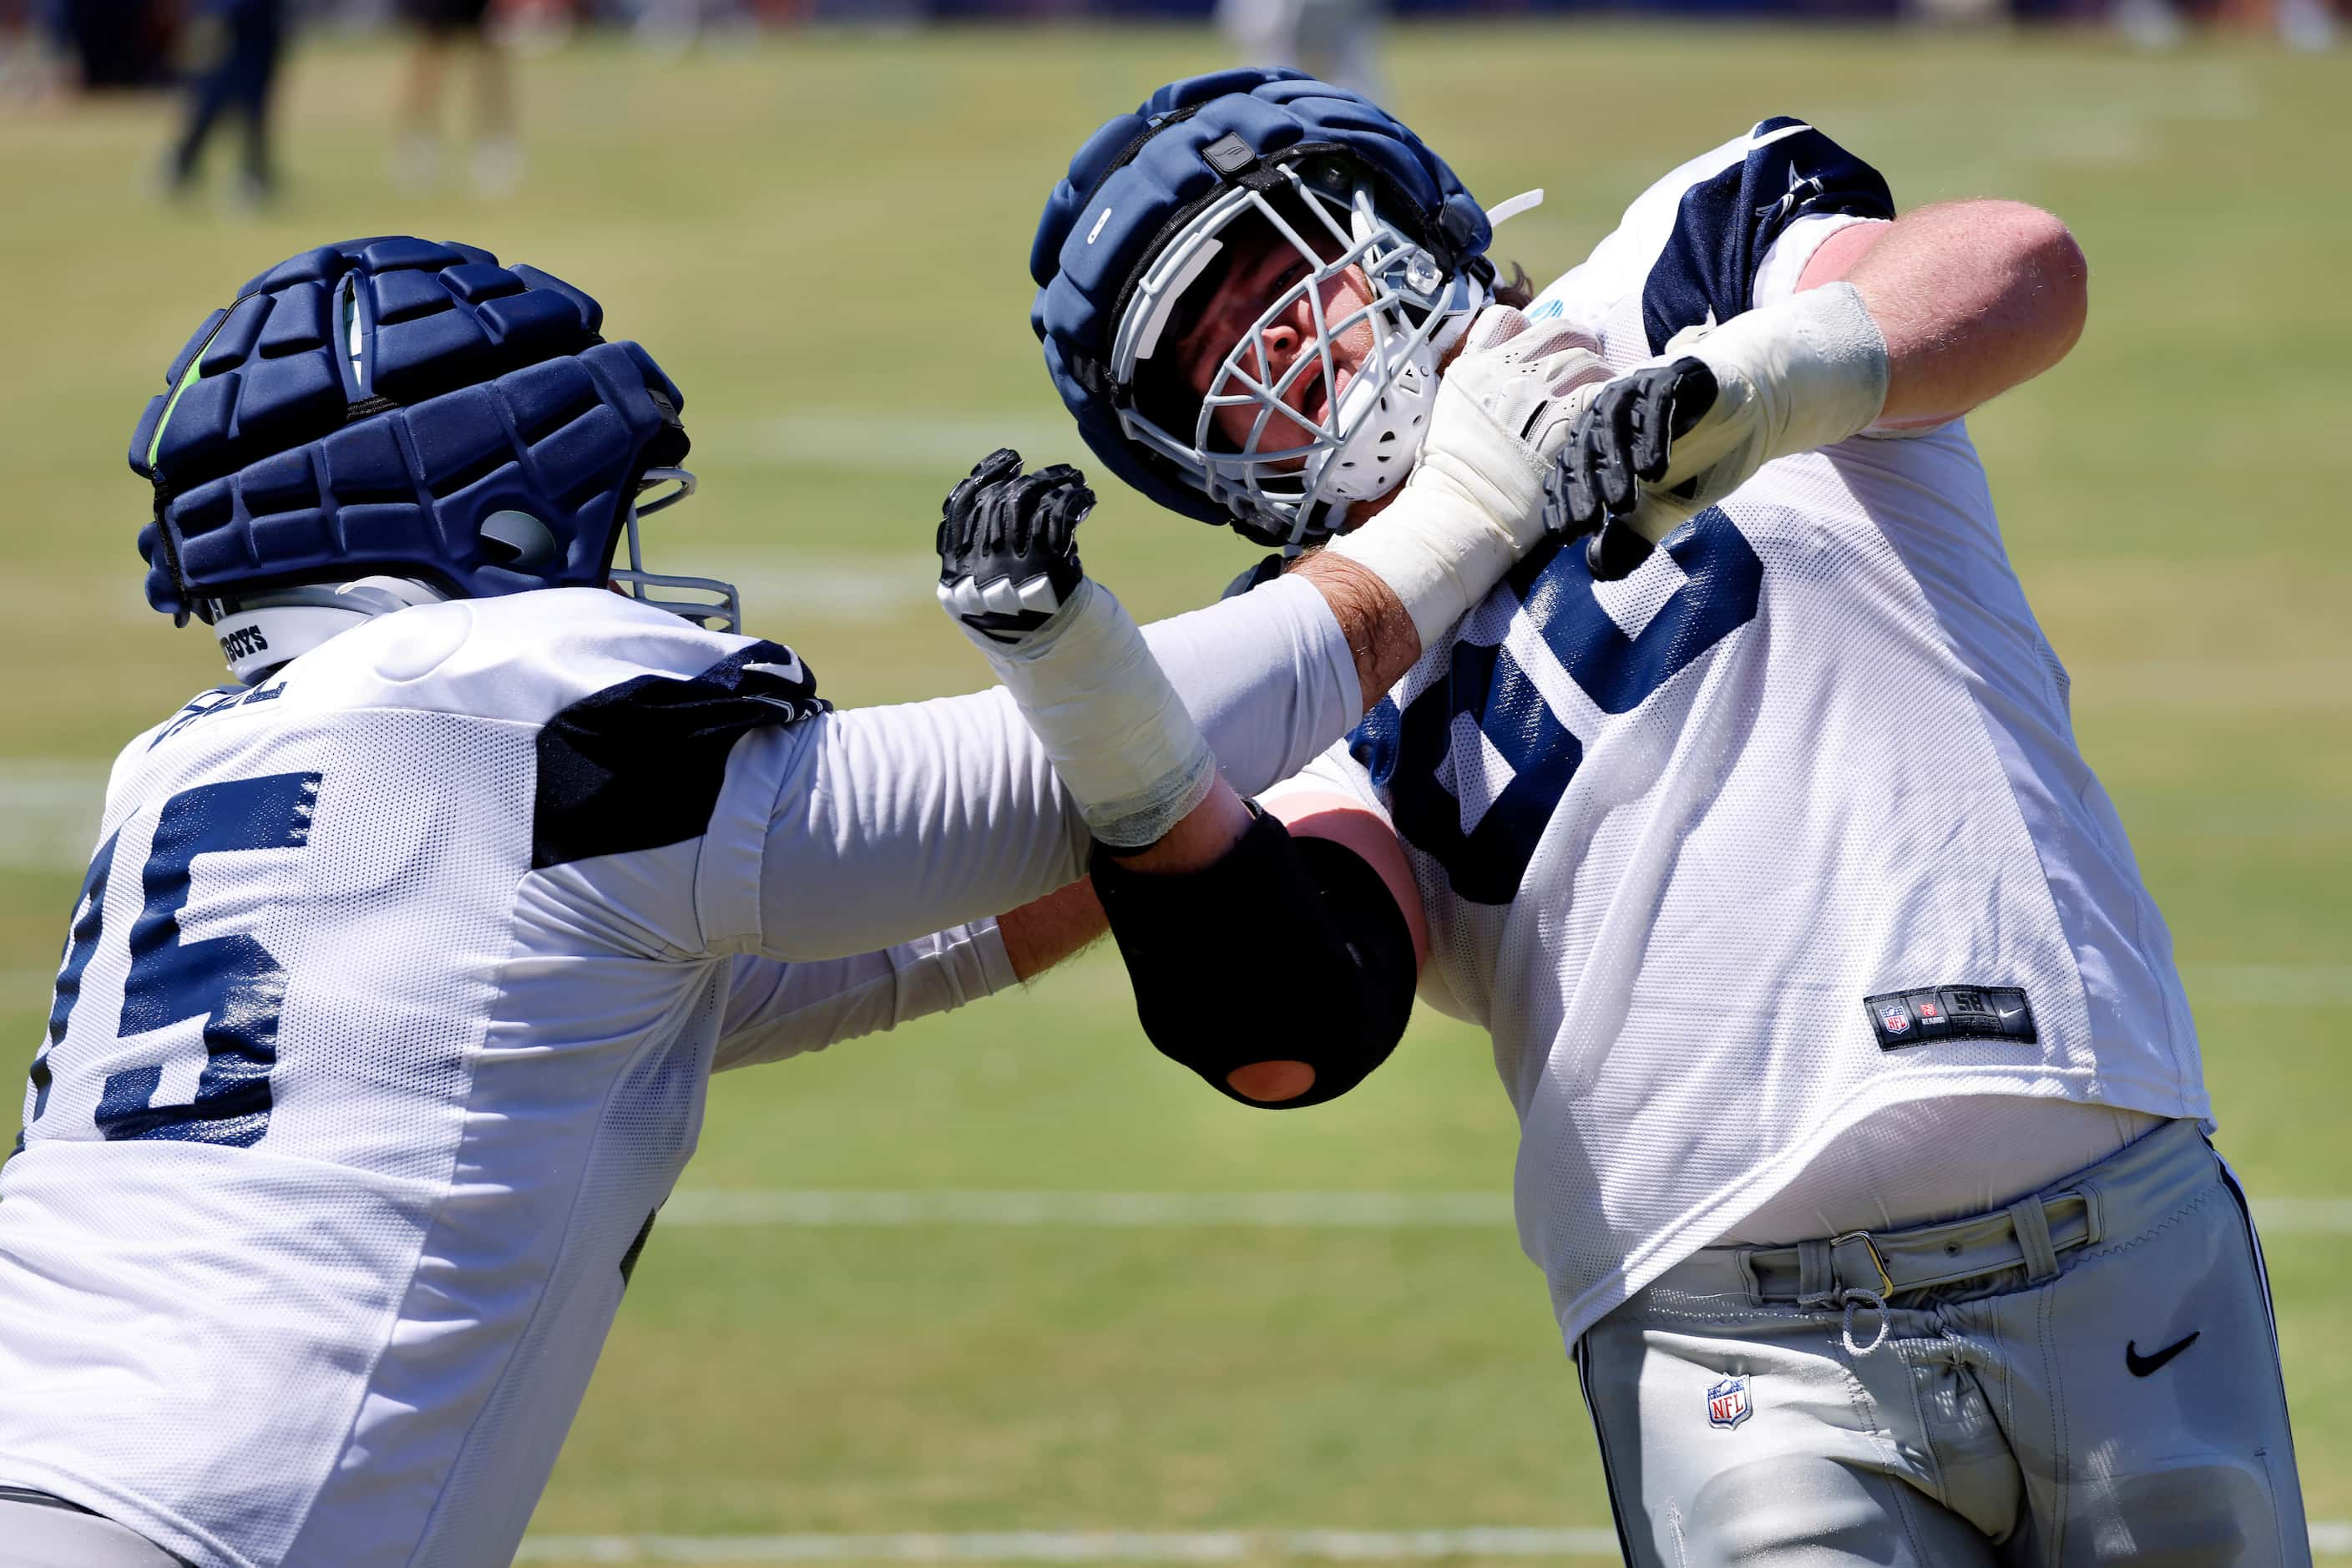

{"left": 1640, "top": 119, "right": 1894, "bottom": 354}
{"left": 533, "top": 641, "right": 828, "bottom": 869}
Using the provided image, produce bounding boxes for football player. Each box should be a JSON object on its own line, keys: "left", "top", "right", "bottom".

{"left": 0, "top": 235, "right": 1598, "bottom": 1568}
{"left": 1000, "top": 72, "right": 2312, "bottom": 1562}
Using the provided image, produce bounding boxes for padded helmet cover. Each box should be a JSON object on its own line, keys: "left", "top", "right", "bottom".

{"left": 129, "top": 235, "right": 689, "bottom": 620}
{"left": 1031, "top": 69, "right": 1490, "bottom": 534}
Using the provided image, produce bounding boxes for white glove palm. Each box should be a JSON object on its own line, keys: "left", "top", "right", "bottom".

{"left": 1328, "top": 306, "right": 1612, "bottom": 645}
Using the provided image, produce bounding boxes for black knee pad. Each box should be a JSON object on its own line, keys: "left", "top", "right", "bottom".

{"left": 1089, "top": 804, "right": 1415, "bottom": 1109}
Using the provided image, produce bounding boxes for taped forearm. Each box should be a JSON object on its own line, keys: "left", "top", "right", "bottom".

{"left": 1575, "top": 282, "right": 1891, "bottom": 543}
{"left": 747, "top": 573, "right": 1359, "bottom": 960}
{"left": 981, "top": 569, "right": 1364, "bottom": 849}
{"left": 1667, "top": 281, "right": 1888, "bottom": 480}
{"left": 969, "top": 579, "right": 1216, "bottom": 850}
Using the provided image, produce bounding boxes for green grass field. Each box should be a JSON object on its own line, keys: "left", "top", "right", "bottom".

{"left": 2, "top": 21, "right": 2349, "bottom": 1565}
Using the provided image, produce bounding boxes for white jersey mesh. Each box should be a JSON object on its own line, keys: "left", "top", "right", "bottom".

{"left": 0, "top": 570, "right": 1368, "bottom": 1568}
{"left": 0, "top": 593, "right": 1034, "bottom": 1568}
{"left": 1287, "top": 124, "right": 2206, "bottom": 1349}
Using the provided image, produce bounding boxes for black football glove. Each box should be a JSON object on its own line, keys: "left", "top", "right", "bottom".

{"left": 1556, "top": 357, "right": 1719, "bottom": 537}
{"left": 935, "top": 448, "right": 1094, "bottom": 646}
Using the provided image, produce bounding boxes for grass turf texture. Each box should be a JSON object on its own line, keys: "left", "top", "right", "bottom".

{"left": 2, "top": 22, "right": 2349, "bottom": 1561}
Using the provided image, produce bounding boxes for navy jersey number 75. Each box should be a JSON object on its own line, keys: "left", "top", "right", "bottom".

{"left": 25, "top": 772, "right": 320, "bottom": 1153}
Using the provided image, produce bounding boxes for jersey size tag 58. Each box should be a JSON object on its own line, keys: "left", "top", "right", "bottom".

{"left": 1865, "top": 985, "right": 2037, "bottom": 1050}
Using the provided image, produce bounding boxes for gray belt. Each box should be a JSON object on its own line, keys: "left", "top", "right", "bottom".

{"left": 1737, "top": 1186, "right": 2103, "bottom": 1305}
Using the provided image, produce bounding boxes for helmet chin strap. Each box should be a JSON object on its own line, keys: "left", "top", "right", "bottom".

{"left": 208, "top": 576, "right": 448, "bottom": 685}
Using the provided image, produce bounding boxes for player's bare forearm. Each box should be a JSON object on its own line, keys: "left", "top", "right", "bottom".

{"left": 998, "top": 877, "right": 1109, "bottom": 981}
{"left": 1803, "top": 200, "right": 2089, "bottom": 426}
{"left": 1000, "top": 797, "right": 1431, "bottom": 984}
{"left": 1292, "top": 550, "right": 1423, "bottom": 707}
{"left": 996, "top": 777, "right": 1253, "bottom": 982}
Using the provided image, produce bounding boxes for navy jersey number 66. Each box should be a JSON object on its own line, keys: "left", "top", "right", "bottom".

{"left": 1349, "top": 510, "right": 1763, "bottom": 906}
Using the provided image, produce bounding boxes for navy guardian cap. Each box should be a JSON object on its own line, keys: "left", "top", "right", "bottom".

{"left": 1031, "top": 69, "right": 1499, "bottom": 549}
{"left": 129, "top": 236, "right": 731, "bottom": 637}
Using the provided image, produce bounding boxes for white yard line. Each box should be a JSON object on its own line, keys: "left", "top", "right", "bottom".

{"left": 513, "top": 1529, "right": 1626, "bottom": 1563}
{"left": 2254, "top": 1197, "right": 2352, "bottom": 1234}
{"left": 518, "top": 1524, "right": 2350, "bottom": 1562}
{"left": 657, "top": 1188, "right": 2352, "bottom": 1236}
{"left": 687, "top": 553, "right": 941, "bottom": 625}
{"left": 731, "top": 412, "right": 1076, "bottom": 473}
{"left": 660, "top": 1190, "right": 1514, "bottom": 1229}
{"left": 2185, "top": 965, "right": 2352, "bottom": 1008}
{"left": 0, "top": 763, "right": 113, "bottom": 872}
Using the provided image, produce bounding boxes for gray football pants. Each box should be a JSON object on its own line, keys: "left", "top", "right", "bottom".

{"left": 0, "top": 1494, "right": 187, "bottom": 1566}
{"left": 1576, "top": 1118, "right": 2309, "bottom": 1565}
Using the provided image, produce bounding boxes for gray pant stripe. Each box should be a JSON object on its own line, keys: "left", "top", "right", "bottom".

{"left": 1571, "top": 1333, "right": 1642, "bottom": 1566}
{"left": 2214, "top": 1152, "right": 2280, "bottom": 1352}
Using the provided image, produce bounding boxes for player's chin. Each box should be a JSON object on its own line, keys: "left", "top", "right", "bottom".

{"left": 1227, "top": 1060, "right": 1316, "bottom": 1103}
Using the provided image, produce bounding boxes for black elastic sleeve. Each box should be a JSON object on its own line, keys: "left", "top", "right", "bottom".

{"left": 1089, "top": 805, "right": 1416, "bottom": 1109}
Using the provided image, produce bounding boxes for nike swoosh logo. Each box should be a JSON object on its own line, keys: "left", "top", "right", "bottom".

{"left": 743, "top": 657, "right": 806, "bottom": 685}
{"left": 2125, "top": 1330, "right": 2200, "bottom": 1377}
{"left": 1995, "top": 1004, "right": 2022, "bottom": 1021}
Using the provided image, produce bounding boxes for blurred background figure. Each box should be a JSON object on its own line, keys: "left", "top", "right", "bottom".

{"left": 2111, "top": 0, "right": 2336, "bottom": 48}
{"left": 163, "top": 0, "right": 286, "bottom": 207}
{"left": 0, "top": 0, "right": 54, "bottom": 101}
{"left": 1216, "top": 0, "right": 1383, "bottom": 104}
{"left": 393, "top": 0, "right": 521, "bottom": 197}
{"left": 58, "top": 0, "right": 174, "bottom": 91}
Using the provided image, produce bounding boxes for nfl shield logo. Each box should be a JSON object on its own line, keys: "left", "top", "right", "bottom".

{"left": 1707, "top": 1375, "right": 1752, "bottom": 1430}
{"left": 1881, "top": 1005, "right": 1909, "bottom": 1034}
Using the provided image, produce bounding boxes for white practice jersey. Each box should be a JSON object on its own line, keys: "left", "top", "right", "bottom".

{"left": 0, "top": 579, "right": 1360, "bottom": 1567}
{"left": 1282, "top": 120, "right": 2206, "bottom": 1348}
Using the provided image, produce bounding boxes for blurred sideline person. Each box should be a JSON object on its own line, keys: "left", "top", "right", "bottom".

{"left": 0, "top": 0, "right": 52, "bottom": 100}
{"left": 1217, "top": 0, "right": 1383, "bottom": 102}
{"left": 1000, "top": 72, "right": 2310, "bottom": 1562}
{"left": 0, "top": 234, "right": 1586, "bottom": 1568}
{"left": 2111, "top": 0, "right": 2336, "bottom": 49}
{"left": 58, "top": 0, "right": 175, "bottom": 89}
{"left": 163, "top": 0, "right": 284, "bottom": 206}
{"left": 392, "top": 0, "right": 519, "bottom": 196}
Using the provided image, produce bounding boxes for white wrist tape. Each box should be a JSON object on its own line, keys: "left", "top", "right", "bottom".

{"left": 1320, "top": 469, "right": 1526, "bottom": 650}
{"left": 1666, "top": 282, "right": 1889, "bottom": 484}
{"left": 967, "top": 578, "right": 1216, "bottom": 850}
{"left": 1323, "top": 310, "right": 1606, "bottom": 647}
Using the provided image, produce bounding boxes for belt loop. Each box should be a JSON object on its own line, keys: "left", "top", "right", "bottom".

{"left": 2009, "top": 1197, "right": 2061, "bottom": 1283}
{"left": 1797, "top": 1237, "right": 1834, "bottom": 1306}
{"left": 1734, "top": 1247, "right": 1765, "bottom": 1308}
